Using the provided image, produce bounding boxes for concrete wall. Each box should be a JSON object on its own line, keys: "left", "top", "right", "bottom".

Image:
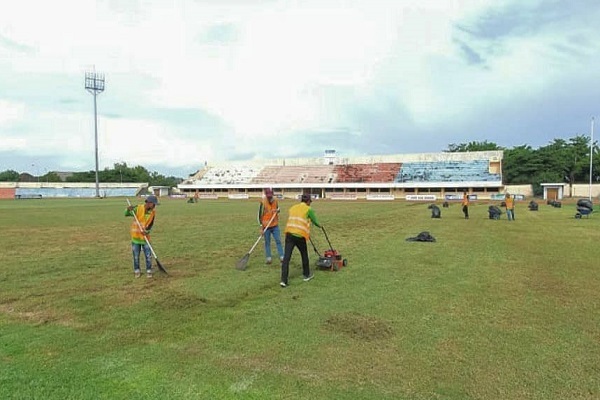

{"left": 0, "top": 182, "right": 149, "bottom": 198}
{"left": 566, "top": 184, "right": 600, "bottom": 198}
{"left": 504, "top": 184, "right": 600, "bottom": 199}
{"left": 0, "top": 188, "right": 15, "bottom": 199}
{"left": 504, "top": 184, "right": 534, "bottom": 197}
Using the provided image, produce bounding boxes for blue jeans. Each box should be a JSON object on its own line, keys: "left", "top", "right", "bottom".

{"left": 264, "top": 225, "right": 284, "bottom": 259}
{"left": 506, "top": 208, "right": 514, "bottom": 221}
{"left": 132, "top": 243, "right": 152, "bottom": 272}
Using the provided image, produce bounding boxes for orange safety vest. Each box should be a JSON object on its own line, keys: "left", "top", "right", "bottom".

{"left": 285, "top": 202, "right": 311, "bottom": 239}
{"left": 505, "top": 196, "right": 514, "bottom": 209}
{"left": 462, "top": 195, "right": 469, "bottom": 206}
{"left": 261, "top": 199, "right": 279, "bottom": 228}
{"left": 130, "top": 205, "right": 155, "bottom": 241}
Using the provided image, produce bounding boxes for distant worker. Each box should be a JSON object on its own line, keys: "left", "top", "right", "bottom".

{"left": 125, "top": 195, "right": 159, "bottom": 278}
{"left": 462, "top": 191, "right": 470, "bottom": 219}
{"left": 258, "top": 188, "right": 284, "bottom": 265}
{"left": 505, "top": 193, "right": 515, "bottom": 221}
{"left": 280, "top": 194, "right": 321, "bottom": 288}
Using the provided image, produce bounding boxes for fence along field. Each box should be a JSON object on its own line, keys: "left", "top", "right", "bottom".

{"left": 0, "top": 197, "right": 599, "bottom": 399}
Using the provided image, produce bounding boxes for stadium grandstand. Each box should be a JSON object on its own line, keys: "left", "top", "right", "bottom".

{"left": 177, "top": 150, "right": 504, "bottom": 200}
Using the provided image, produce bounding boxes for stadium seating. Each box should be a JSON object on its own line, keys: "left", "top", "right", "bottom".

{"left": 396, "top": 160, "right": 500, "bottom": 183}
{"left": 252, "top": 165, "right": 335, "bottom": 184}
{"left": 196, "top": 166, "right": 261, "bottom": 184}
{"left": 181, "top": 154, "right": 502, "bottom": 190}
{"left": 334, "top": 163, "right": 401, "bottom": 183}
{"left": 181, "top": 168, "right": 208, "bottom": 184}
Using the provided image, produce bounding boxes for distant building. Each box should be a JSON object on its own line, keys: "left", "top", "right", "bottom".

{"left": 55, "top": 171, "right": 75, "bottom": 181}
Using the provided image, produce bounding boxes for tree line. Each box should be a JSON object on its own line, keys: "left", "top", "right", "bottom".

{"left": 446, "top": 136, "right": 598, "bottom": 196}
{"left": 0, "top": 162, "right": 183, "bottom": 188}
{"left": 1, "top": 136, "right": 597, "bottom": 196}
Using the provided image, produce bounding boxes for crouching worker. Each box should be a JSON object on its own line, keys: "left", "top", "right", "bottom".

{"left": 125, "top": 195, "right": 158, "bottom": 278}
{"left": 280, "top": 194, "right": 321, "bottom": 288}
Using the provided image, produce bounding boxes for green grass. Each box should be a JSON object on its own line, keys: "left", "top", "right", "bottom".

{"left": 1, "top": 197, "right": 599, "bottom": 399}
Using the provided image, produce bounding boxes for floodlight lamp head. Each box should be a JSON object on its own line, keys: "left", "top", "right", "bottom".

{"left": 85, "top": 72, "right": 105, "bottom": 94}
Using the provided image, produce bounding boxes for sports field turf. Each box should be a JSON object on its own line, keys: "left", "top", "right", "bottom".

{"left": 1, "top": 197, "right": 599, "bottom": 399}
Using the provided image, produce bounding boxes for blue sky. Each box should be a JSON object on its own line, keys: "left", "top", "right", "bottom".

{"left": 1, "top": 0, "right": 599, "bottom": 178}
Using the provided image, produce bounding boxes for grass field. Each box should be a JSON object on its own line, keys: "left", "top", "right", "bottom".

{"left": 1, "top": 197, "right": 599, "bottom": 399}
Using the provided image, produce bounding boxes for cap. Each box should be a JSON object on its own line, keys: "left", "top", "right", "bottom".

{"left": 145, "top": 195, "right": 159, "bottom": 205}
{"left": 301, "top": 193, "right": 311, "bottom": 203}
{"left": 264, "top": 188, "right": 274, "bottom": 197}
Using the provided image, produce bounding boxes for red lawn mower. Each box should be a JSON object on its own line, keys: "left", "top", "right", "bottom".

{"left": 310, "top": 226, "right": 348, "bottom": 271}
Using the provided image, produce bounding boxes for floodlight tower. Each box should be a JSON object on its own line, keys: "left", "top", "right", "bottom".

{"left": 85, "top": 71, "right": 105, "bottom": 198}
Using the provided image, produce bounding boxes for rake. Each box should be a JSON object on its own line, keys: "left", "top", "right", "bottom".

{"left": 236, "top": 211, "right": 278, "bottom": 271}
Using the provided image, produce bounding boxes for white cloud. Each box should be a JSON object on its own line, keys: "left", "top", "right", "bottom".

{"left": 0, "top": 109, "right": 92, "bottom": 155}
{"left": 0, "top": 100, "right": 25, "bottom": 126}
{"left": 1, "top": 0, "right": 599, "bottom": 175}
{"left": 98, "top": 117, "right": 214, "bottom": 169}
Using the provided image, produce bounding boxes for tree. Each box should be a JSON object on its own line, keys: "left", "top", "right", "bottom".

{"left": 537, "top": 136, "right": 591, "bottom": 196}
{"left": 592, "top": 142, "right": 600, "bottom": 184}
{"left": 0, "top": 170, "right": 20, "bottom": 182}
{"left": 66, "top": 171, "right": 96, "bottom": 182}
{"left": 41, "top": 172, "right": 62, "bottom": 182}
{"left": 64, "top": 163, "right": 182, "bottom": 187}
{"left": 446, "top": 141, "right": 503, "bottom": 152}
{"left": 502, "top": 145, "right": 544, "bottom": 185}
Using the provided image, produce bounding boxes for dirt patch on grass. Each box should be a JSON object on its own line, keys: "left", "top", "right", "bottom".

{"left": 526, "top": 267, "right": 572, "bottom": 301}
{"left": 323, "top": 312, "right": 394, "bottom": 340}
{"left": 0, "top": 303, "right": 84, "bottom": 328}
{"left": 151, "top": 290, "right": 208, "bottom": 309}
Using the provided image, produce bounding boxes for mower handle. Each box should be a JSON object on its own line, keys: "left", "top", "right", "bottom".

{"left": 308, "top": 236, "right": 321, "bottom": 256}
{"left": 320, "top": 225, "right": 335, "bottom": 251}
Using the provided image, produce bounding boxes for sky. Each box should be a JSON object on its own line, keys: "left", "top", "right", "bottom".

{"left": 1, "top": 0, "right": 599, "bottom": 179}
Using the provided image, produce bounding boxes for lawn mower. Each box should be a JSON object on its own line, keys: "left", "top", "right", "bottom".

{"left": 310, "top": 226, "right": 347, "bottom": 271}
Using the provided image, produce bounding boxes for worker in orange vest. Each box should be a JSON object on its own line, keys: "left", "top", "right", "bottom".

{"left": 505, "top": 193, "right": 515, "bottom": 221}
{"left": 462, "top": 191, "right": 470, "bottom": 219}
{"left": 258, "top": 188, "right": 284, "bottom": 265}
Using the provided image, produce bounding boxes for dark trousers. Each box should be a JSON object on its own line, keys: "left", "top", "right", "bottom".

{"left": 462, "top": 205, "right": 469, "bottom": 219}
{"left": 281, "top": 233, "right": 310, "bottom": 284}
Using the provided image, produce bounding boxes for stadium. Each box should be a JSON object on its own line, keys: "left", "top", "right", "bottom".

{"left": 3, "top": 0, "right": 600, "bottom": 397}
{"left": 178, "top": 149, "right": 508, "bottom": 200}
{"left": 3, "top": 148, "right": 597, "bottom": 204}
{"left": 3, "top": 148, "right": 600, "bottom": 398}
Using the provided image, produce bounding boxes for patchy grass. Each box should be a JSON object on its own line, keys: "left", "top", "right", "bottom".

{"left": 323, "top": 312, "right": 394, "bottom": 340}
{"left": 1, "top": 197, "right": 600, "bottom": 399}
